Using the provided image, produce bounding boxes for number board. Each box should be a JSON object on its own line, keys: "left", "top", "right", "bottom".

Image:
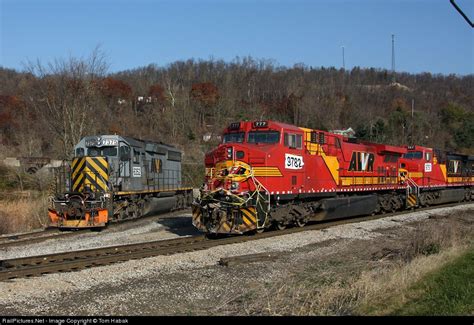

{"left": 85, "top": 138, "right": 118, "bottom": 147}
{"left": 253, "top": 121, "right": 268, "bottom": 128}
{"left": 229, "top": 122, "right": 241, "bottom": 130}
{"left": 424, "top": 163, "right": 432, "bottom": 172}
{"left": 133, "top": 167, "right": 142, "bottom": 177}
{"left": 285, "top": 153, "right": 304, "bottom": 170}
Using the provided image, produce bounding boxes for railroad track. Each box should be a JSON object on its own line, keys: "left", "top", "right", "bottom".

{"left": 0, "top": 228, "right": 82, "bottom": 250}
{"left": 1, "top": 202, "right": 471, "bottom": 281}
{"left": 0, "top": 208, "right": 192, "bottom": 250}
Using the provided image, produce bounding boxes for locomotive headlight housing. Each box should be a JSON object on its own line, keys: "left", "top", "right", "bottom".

{"left": 230, "top": 182, "right": 240, "bottom": 191}
{"left": 227, "top": 147, "right": 233, "bottom": 158}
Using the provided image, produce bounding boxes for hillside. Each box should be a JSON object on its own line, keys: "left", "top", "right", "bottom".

{"left": 1, "top": 54, "right": 473, "bottom": 166}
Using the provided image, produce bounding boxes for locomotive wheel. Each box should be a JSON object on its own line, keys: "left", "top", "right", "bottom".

{"left": 275, "top": 222, "right": 286, "bottom": 230}
{"left": 255, "top": 227, "right": 265, "bottom": 234}
{"left": 294, "top": 218, "right": 307, "bottom": 227}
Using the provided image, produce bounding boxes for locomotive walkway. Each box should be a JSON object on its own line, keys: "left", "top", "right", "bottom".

{"left": 0, "top": 202, "right": 467, "bottom": 281}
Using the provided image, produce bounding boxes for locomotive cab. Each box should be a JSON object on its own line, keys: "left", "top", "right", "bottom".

{"left": 195, "top": 121, "right": 308, "bottom": 234}
{"left": 205, "top": 121, "right": 305, "bottom": 195}
{"left": 399, "top": 145, "right": 436, "bottom": 187}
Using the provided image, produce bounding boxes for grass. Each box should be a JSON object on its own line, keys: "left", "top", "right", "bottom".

{"left": 0, "top": 194, "right": 50, "bottom": 234}
{"left": 389, "top": 247, "right": 474, "bottom": 315}
{"left": 357, "top": 244, "right": 472, "bottom": 315}
{"left": 227, "top": 212, "right": 474, "bottom": 316}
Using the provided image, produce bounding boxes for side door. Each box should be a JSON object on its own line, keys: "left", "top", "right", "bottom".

{"left": 119, "top": 144, "right": 131, "bottom": 178}
{"left": 283, "top": 131, "right": 305, "bottom": 193}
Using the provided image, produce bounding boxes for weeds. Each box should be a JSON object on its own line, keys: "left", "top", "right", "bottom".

{"left": 0, "top": 194, "right": 50, "bottom": 234}
{"left": 239, "top": 212, "right": 473, "bottom": 316}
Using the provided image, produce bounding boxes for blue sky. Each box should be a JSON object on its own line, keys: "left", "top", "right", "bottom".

{"left": 1, "top": 0, "right": 473, "bottom": 75}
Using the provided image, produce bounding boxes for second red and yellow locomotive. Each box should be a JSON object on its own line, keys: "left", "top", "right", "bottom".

{"left": 192, "top": 120, "right": 473, "bottom": 235}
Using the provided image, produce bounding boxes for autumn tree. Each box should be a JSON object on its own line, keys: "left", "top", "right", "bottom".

{"left": 190, "top": 82, "right": 219, "bottom": 128}
{"left": 0, "top": 95, "right": 18, "bottom": 145}
{"left": 1, "top": 56, "right": 472, "bottom": 162}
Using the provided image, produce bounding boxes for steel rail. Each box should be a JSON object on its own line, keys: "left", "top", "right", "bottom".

{"left": 0, "top": 202, "right": 472, "bottom": 281}
{"left": 0, "top": 208, "right": 192, "bottom": 249}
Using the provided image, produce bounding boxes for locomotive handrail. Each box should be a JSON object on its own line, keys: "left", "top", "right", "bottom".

{"left": 201, "top": 162, "right": 271, "bottom": 229}
{"left": 405, "top": 176, "right": 420, "bottom": 196}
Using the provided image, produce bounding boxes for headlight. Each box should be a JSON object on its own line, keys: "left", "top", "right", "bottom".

{"left": 230, "top": 182, "right": 239, "bottom": 191}
{"left": 227, "top": 147, "right": 233, "bottom": 158}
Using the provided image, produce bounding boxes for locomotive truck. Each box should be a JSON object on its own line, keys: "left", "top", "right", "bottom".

{"left": 48, "top": 135, "right": 193, "bottom": 229}
{"left": 192, "top": 120, "right": 474, "bottom": 235}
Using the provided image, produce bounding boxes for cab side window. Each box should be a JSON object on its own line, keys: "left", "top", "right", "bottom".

{"left": 133, "top": 149, "right": 140, "bottom": 164}
{"left": 76, "top": 148, "right": 84, "bottom": 157}
{"left": 284, "top": 133, "right": 302, "bottom": 149}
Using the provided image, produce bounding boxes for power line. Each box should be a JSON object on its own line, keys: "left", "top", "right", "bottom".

{"left": 450, "top": 0, "right": 474, "bottom": 27}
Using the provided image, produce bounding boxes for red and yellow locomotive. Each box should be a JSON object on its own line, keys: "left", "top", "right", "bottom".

{"left": 192, "top": 120, "right": 473, "bottom": 235}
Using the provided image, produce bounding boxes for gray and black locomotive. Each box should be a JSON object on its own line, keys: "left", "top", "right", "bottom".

{"left": 49, "top": 135, "right": 193, "bottom": 229}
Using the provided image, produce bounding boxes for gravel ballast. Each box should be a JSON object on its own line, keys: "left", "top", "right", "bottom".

{"left": 0, "top": 203, "right": 472, "bottom": 315}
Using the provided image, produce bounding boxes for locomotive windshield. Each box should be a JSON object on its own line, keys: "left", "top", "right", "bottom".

{"left": 247, "top": 131, "right": 280, "bottom": 144}
{"left": 87, "top": 147, "right": 118, "bottom": 157}
{"left": 223, "top": 132, "right": 245, "bottom": 143}
{"left": 403, "top": 151, "right": 423, "bottom": 159}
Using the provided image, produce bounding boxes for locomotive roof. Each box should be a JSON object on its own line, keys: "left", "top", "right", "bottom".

{"left": 228, "top": 120, "right": 309, "bottom": 132}
{"left": 80, "top": 134, "right": 179, "bottom": 151}
{"left": 121, "top": 136, "right": 177, "bottom": 150}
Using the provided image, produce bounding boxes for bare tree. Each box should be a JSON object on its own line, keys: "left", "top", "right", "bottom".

{"left": 25, "top": 46, "right": 109, "bottom": 158}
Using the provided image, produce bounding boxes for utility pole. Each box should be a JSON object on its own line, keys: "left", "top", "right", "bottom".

{"left": 342, "top": 46, "right": 345, "bottom": 70}
{"left": 391, "top": 34, "right": 396, "bottom": 83}
{"left": 410, "top": 98, "right": 415, "bottom": 145}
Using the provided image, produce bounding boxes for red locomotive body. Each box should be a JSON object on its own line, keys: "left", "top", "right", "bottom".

{"left": 399, "top": 145, "right": 473, "bottom": 205}
{"left": 193, "top": 120, "right": 473, "bottom": 235}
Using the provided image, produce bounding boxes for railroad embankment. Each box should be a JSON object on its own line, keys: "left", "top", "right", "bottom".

{"left": 0, "top": 204, "right": 472, "bottom": 316}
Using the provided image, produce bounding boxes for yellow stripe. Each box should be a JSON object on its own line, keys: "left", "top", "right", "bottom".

{"left": 253, "top": 168, "right": 280, "bottom": 170}
{"left": 253, "top": 173, "right": 282, "bottom": 176}
{"left": 73, "top": 173, "right": 84, "bottom": 192}
{"left": 72, "top": 158, "right": 86, "bottom": 180}
{"left": 241, "top": 208, "right": 256, "bottom": 222}
{"left": 253, "top": 167, "right": 282, "bottom": 177}
{"left": 93, "top": 175, "right": 108, "bottom": 191}
{"left": 447, "top": 177, "right": 474, "bottom": 183}
{"left": 253, "top": 173, "right": 282, "bottom": 177}
{"left": 340, "top": 177, "right": 399, "bottom": 186}
{"left": 242, "top": 215, "right": 252, "bottom": 226}
{"left": 95, "top": 157, "right": 108, "bottom": 169}
{"left": 192, "top": 207, "right": 202, "bottom": 221}
{"left": 221, "top": 222, "right": 231, "bottom": 232}
{"left": 71, "top": 157, "right": 80, "bottom": 170}
{"left": 300, "top": 127, "right": 340, "bottom": 185}
{"left": 95, "top": 157, "right": 109, "bottom": 178}
{"left": 87, "top": 158, "right": 108, "bottom": 181}
{"left": 440, "top": 164, "right": 447, "bottom": 180}
{"left": 83, "top": 167, "right": 108, "bottom": 191}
